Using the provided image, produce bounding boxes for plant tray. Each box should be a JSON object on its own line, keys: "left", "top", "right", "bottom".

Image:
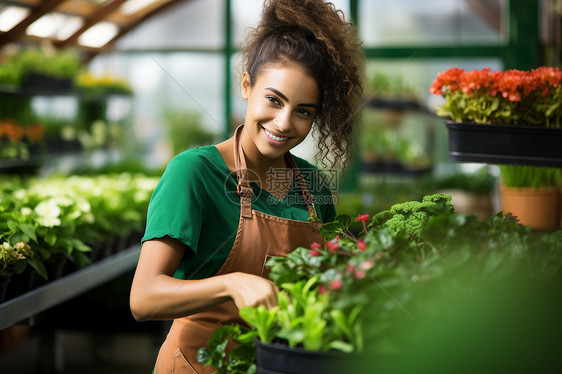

{"left": 446, "top": 121, "right": 562, "bottom": 168}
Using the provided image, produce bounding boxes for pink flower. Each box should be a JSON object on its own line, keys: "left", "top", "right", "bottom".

{"left": 357, "top": 239, "right": 367, "bottom": 251}
{"left": 326, "top": 241, "right": 339, "bottom": 253}
{"left": 361, "top": 259, "right": 374, "bottom": 270}
{"left": 356, "top": 214, "right": 369, "bottom": 223}
{"left": 355, "top": 271, "right": 366, "bottom": 279}
{"left": 310, "top": 242, "right": 322, "bottom": 249}
{"left": 15, "top": 242, "right": 26, "bottom": 250}
{"left": 310, "top": 249, "right": 321, "bottom": 257}
{"left": 318, "top": 285, "right": 328, "bottom": 294}
{"left": 346, "top": 263, "right": 355, "bottom": 273}
{"left": 330, "top": 279, "right": 343, "bottom": 290}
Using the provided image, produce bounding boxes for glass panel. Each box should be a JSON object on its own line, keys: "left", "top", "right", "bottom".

{"left": 78, "top": 22, "right": 119, "bottom": 48}
{"left": 89, "top": 52, "right": 224, "bottom": 166}
{"left": 115, "top": 0, "right": 224, "bottom": 50}
{"left": 0, "top": 6, "right": 29, "bottom": 32}
{"left": 359, "top": 0, "right": 507, "bottom": 46}
{"left": 26, "top": 12, "right": 84, "bottom": 40}
{"left": 232, "top": 0, "right": 351, "bottom": 46}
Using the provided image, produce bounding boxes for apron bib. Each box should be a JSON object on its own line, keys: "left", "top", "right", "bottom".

{"left": 154, "top": 125, "right": 323, "bottom": 373}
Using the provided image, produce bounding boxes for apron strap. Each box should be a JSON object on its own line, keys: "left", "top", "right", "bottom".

{"left": 284, "top": 153, "right": 318, "bottom": 219}
{"left": 233, "top": 124, "right": 253, "bottom": 218}
{"left": 233, "top": 124, "right": 318, "bottom": 220}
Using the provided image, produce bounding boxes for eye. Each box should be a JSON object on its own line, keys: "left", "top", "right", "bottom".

{"left": 266, "top": 96, "right": 281, "bottom": 105}
{"left": 296, "top": 108, "right": 313, "bottom": 117}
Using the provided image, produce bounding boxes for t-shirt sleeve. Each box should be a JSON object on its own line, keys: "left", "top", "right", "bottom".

{"left": 141, "top": 150, "right": 208, "bottom": 253}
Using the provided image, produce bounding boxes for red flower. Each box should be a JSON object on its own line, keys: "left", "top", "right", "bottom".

{"left": 429, "top": 67, "right": 464, "bottom": 95}
{"left": 357, "top": 239, "right": 367, "bottom": 251}
{"left": 318, "top": 285, "right": 328, "bottom": 294}
{"left": 346, "top": 263, "right": 355, "bottom": 273}
{"left": 310, "top": 242, "right": 322, "bottom": 249}
{"left": 326, "top": 241, "right": 339, "bottom": 253}
{"left": 310, "top": 249, "right": 321, "bottom": 257}
{"left": 356, "top": 214, "right": 369, "bottom": 223}
{"left": 330, "top": 279, "right": 343, "bottom": 290}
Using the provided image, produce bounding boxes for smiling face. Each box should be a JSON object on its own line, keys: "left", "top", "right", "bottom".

{"left": 240, "top": 64, "right": 320, "bottom": 165}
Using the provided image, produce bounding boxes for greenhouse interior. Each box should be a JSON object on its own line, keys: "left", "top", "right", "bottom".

{"left": 0, "top": 0, "right": 561, "bottom": 373}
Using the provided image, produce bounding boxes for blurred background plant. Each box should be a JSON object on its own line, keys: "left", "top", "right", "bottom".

{"left": 162, "top": 108, "right": 216, "bottom": 157}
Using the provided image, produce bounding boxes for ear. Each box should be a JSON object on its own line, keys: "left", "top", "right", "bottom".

{"left": 241, "top": 72, "right": 251, "bottom": 100}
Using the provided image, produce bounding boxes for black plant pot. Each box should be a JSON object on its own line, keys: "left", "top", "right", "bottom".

{"left": 445, "top": 121, "right": 562, "bottom": 167}
{"left": 0, "top": 273, "right": 12, "bottom": 303}
{"left": 255, "top": 339, "right": 354, "bottom": 374}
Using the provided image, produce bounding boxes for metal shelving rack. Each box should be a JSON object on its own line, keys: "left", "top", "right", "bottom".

{"left": 0, "top": 245, "right": 141, "bottom": 331}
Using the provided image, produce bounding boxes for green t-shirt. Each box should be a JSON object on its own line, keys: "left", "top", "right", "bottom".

{"left": 142, "top": 145, "right": 336, "bottom": 280}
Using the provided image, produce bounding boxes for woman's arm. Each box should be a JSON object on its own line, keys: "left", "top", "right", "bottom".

{"left": 130, "top": 236, "right": 279, "bottom": 321}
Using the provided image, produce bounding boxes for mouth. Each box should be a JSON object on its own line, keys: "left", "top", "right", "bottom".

{"left": 263, "top": 127, "right": 290, "bottom": 143}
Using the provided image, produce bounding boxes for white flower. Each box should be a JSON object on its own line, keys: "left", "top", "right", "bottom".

{"left": 14, "top": 189, "right": 27, "bottom": 201}
{"left": 78, "top": 201, "right": 91, "bottom": 213}
{"left": 35, "top": 200, "right": 62, "bottom": 227}
{"left": 38, "top": 216, "right": 62, "bottom": 227}
{"left": 53, "top": 196, "right": 73, "bottom": 207}
{"left": 69, "top": 210, "right": 82, "bottom": 220}
{"left": 2, "top": 242, "right": 10, "bottom": 250}
{"left": 21, "top": 207, "right": 32, "bottom": 216}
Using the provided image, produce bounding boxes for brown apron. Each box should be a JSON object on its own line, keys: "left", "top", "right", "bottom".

{"left": 154, "top": 125, "right": 324, "bottom": 373}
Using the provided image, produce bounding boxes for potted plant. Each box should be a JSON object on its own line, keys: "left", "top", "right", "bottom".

{"left": 498, "top": 165, "right": 561, "bottom": 230}
{"left": 198, "top": 194, "right": 562, "bottom": 373}
{"left": 429, "top": 66, "right": 562, "bottom": 167}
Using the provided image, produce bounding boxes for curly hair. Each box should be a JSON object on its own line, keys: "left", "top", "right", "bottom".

{"left": 240, "top": 0, "right": 365, "bottom": 170}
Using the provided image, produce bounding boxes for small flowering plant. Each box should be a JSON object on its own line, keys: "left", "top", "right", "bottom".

{"left": 0, "top": 241, "right": 32, "bottom": 276}
{"left": 429, "top": 66, "right": 562, "bottom": 127}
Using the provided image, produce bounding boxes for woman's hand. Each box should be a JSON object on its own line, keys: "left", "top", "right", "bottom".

{"left": 226, "top": 272, "right": 279, "bottom": 310}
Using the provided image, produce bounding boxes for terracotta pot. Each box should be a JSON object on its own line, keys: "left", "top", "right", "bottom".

{"left": 499, "top": 184, "right": 561, "bottom": 230}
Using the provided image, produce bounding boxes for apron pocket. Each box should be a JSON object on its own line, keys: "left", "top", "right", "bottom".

{"left": 171, "top": 348, "right": 198, "bottom": 374}
{"left": 261, "top": 254, "right": 284, "bottom": 278}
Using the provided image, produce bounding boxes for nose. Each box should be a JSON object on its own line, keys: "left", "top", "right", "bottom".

{"left": 273, "top": 108, "right": 292, "bottom": 133}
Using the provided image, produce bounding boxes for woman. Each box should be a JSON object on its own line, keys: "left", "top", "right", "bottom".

{"left": 130, "top": 0, "right": 364, "bottom": 372}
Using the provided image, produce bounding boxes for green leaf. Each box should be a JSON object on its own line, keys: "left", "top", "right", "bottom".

{"left": 71, "top": 251, "right": 91, "bottom": 268}
{"left": 27, "top": 256, "right": 48, "bottom": 280}
{"left": 19, "top": 224, "right": 37, "bottom": 242}
{"left": 327, "top": 340, "right": 354, "bottom": 353}
{"left": 319, "top": 221, "right": 346, "bottom": 241}
{"left": 44, "top": 231, "right": 57, "bottom": 247}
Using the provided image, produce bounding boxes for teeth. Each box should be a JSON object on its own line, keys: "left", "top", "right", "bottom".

{"left": 265, "top": 129, "right": 288, "bottom": 142}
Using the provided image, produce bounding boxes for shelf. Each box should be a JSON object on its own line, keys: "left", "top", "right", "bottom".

{"left": 365, "top": 97, "right": 430, "bottom": 113}
{"left": 0, "top": 245, "right": 141, "bottom": 330}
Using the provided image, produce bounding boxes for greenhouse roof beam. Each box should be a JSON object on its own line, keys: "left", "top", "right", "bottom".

{"left": 0, "top": 0, "right": 64, "bottom": 49}
{"left": 55, "top": 0, "right": 128, "bottom": 48}
{"left": 82, "top": 0, "right": 186, "bottom": 62}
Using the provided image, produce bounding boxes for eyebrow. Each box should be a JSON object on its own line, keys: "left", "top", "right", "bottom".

{"left": 265, "top": 87, "right": 318, "bottom": 108}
